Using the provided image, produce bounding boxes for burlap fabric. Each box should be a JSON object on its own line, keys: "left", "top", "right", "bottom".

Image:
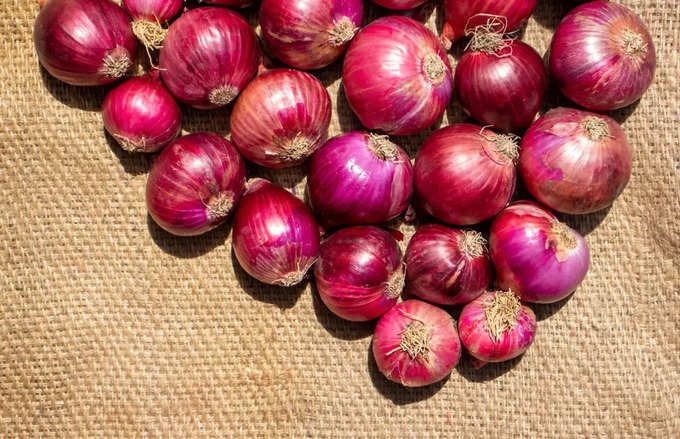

{"left": 1, "top": 0, "right": 678, "bottom": 436}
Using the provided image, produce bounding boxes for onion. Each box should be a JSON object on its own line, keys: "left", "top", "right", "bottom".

{"left": 370, "top": 0, "right": 428, "bottom": 10}
{"left": 343, "top": 16, "right": 453, "bottom": 135}
{"left": 314, "top": 226, "right": 404, "bottom": 322}
{"left": 232, "top": 179, "right": 320, "bottom": 287}
{"left": 230, "top": 68, "right": 332, "bottom": 168}
{"left": 549, "top": 1, "right": 656, "bottom": 111}
{"left": 121, "top": 0, "right": 182, "bottom": 50}
{"left": 102, "top": 71, "right": 182, "bottom": 153}
{"left": 307, "top": 132, "right": 413, "bottom": 229}
{"left": 146, "top": 133, "right": 246, "bottom": 236}
{"left": 520, "top": 107, "right": 632, "bottom": 214}
{"left": 33, "top": 0, "right": 137, "bottom": 86}
{"left": 489, "top": 201, "right": 590, "bottom": 304}
{"left": 405, "top": 225, "right": 492, "bottom": 305}
{"left": 260, "top": 0, "right": 363, "bottom": 70}
{"left": 159, "top": 7, "right": 261, "bottom": 109}
{"left": 414, "top": 124, "right": 517, "bottom": 225}
{"left": 372, "top": 300, "right": 461, "bottom": 387}
{"left": 458, "top": 290, "right": 536, "bottom": 365}
{"left": 201, "top": 0, "right": 253, "bottom": 8}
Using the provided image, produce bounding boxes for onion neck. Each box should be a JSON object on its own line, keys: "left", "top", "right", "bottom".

{"left": 620, "top": 29, "right": 647, "bottom": 57}
{"left": 277, "top": 133, "right": 311, "bottom": 163}
{"left": 132, "top": 19, "right": 167, "bottom": 49}
{"left": 548, "top": 220, "right": 578, "bottom": 262}
{"left": 398, "top": 321, "right": 431, "bottom": 360}
{"left": 209, "top": 85, "right": 238, "bottom": 106}
{"left": 274, "top": 270, "right": 305, "bottom": 287}
{"left": 423, "top": 53, "right": 446, "bottom": 84}
{"left": 385, "top": 267, "right": 405, "bottom": 299}
{"left": 328, "top": 16, "right": 358, "bottom": 46}
{"left": 465, "top": 15, "right": 513, "bottom": 57}
{"left": 484, "top": 290, "right": 521, "bottom": 341}
{"left": 115, "top": 135, "right": 146, "bottom": 153}
{"left": 100, "top": 46, "right": 131, "bottom": 79}
{"left": 582, "top": 116, "right": 611, "bottom": 141}
{"left": 206, "top": 191, "right": 234, "bottom": 220}
{"left": 459, "top": 230, "right": 486, "bottom": 258}
{"left": 488, "top": 131, "right": 520, "bottom": 162}
{"left": 367, "top": 133, "right": 398, "bottom": 161}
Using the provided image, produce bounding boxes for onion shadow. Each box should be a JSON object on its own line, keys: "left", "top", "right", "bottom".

{"left": 249, "top": 162, "right": 308, "bottom": 194}
{"left": 180, "top": 104, "right": 231, "bottom": 137}
{"left": 310, "top": 282, "right": 375, "bottom": 341}
{"left": 104, "top": 130, "right": 153, "bottom": 176}
{"left": 531, "top": 0, "right": 571, "bottom": 31}
{"left": 147, "top": 214, "right": 231, "bottom": 258}
{"left": 335, "top": 82, "right": 363, "bottom": 134}
{"left": 456, "top": 352, "right": 523, "bottom": 382}
{"left": 531, "top": 292, "right": 575, "bottom": 321}
{"left": 40, "top": 65, "right": 108, "bottom": 112}
{"left": 556, "top": 205, "right": 612, "bottom": 237}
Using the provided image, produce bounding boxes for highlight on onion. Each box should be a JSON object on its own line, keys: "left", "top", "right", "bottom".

{"left": 343, "top": 16, "right": 453, "bottom": 135}
{"left": 232, "top": 179, "right": 320, "bottom": 287}
{"left": 230, "top": 68, "right": 332, "bottom": 168}
{"left": 520, "top": 107, "right": 633, "bottom": 214}
{"left": 260, "top": 0, "right": 363, "bottom": 70}
{"left": 34, "top": 0, "right": 137, "bottom": 86}
{"left": 549, "top": 1, "right": 656, "bottom": 111}
{"left": 370, "top": 0, "right": 428, "bottom": 10}
{"left": 307, "top": 131, "right": 413, "bottom": 229}
{"left": 121, "top": 0, "right": 182, "bottom": 50}
{"left": 489, "top": 201, "right": 590, "bottom": 304}
{"left": 146, "top": 133, "right": 246, "bottom": 236}
{"left": 159, "top": 7, "right": 261, "bottom": 109}
{"left": 414, "top": 123, "right": 517, "bottom": 225}
{"left": 405, "top": 225, "right": 493, "bottom": 306}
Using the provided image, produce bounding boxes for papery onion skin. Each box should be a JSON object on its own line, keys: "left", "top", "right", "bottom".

{"left": 520, "top": 107, "right": 632, "bottom": 214}
{"left": 371, "top": 0, "right": 428, "bottom": 10}
{"left": 489, "top": 201, "right": 590, "bottom": 303}
{"left": 146, "top": 133, "right": 246, "bottom": 236}
{"left": 549, "top": 1, "right": 656, "bottom": 111}
{"left": 102, "top": 71, "right": 182, "bottom": 153}
{"left": 414, "top": 123, "right": 517, "bottom": 225}
{"left": 230, "top": 68, "right": 332, "bottom": 168}
{"left": 201, "top": 0, "right": 254, "bottom": 8}
{"left": 232, "top": 179, "right": 320, "bottom": 287}
{"left": 159, "top": 7, "right": 260, "bottom": 109}
{"left": 405, "top": 225, "right": 493, "bottom": 305}
{"left": 372, "top": 300, "right": 461, "bottom": 387}
{"left": 260, "top": 0, "right": 363, "bottom": 70}
{"left": 308, "top": 131, "right": 414, "bottom": 229}
{"left": 459, "top": 290, "right": 536, "bottom": 363}
{"left": 314, "top": 226, "right": 404, "bottom": 322}
{"left": 343, "top": 16, "right": 453, "bottom": 135}
{"left": 34, "top": 0, "right": 137, "bottom": 86}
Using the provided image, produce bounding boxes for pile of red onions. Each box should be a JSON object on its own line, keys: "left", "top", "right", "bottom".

{"left": 121, "top": 0, "right": 182, "bottom": 49}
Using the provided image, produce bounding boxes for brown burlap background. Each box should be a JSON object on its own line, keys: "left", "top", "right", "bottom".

{"left": 1, "top": 0, "right": 679, "bottom": 436}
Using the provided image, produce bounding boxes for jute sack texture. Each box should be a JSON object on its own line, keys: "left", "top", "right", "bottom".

{"left": 1, "top": 0, "right": 678, "bottom": 437}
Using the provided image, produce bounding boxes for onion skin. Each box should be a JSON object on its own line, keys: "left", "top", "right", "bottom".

{"left": 414, "top": 124, "right": 517, "bottom": 225}
{"left": 260, "top": 0, "right": 363, "bottom": 70}
{"left": 372, "top": 300, "right": 461, "bottom": 387}
{"left": 122, "top": 0, "right": 182, "bottom": 22}
{"left": 307, "top": 132, "right": 414, "bottom": 229}
{"left": 520, "top": 107, "right": 632, "bottom": 214}
{"left": 159, "top": 7, "right": 261, "bottom": 109}
{"left": 232, "top": 179, "right": 320, "bottom": 287}
{"left": 405, "top": 225, "right": 493, "bottom": 305}
{"left": 146, "top": 133, "right": 246, "bottom": 236}
{"left": 33, "top": 0, "right": 137, "bottom": 86}
{"left": 489, "top": 201, "right": 590, "bottom": 304}
{"left": 343, "top": 16, "right": 453, "bottom": 136}
{"left": 314, "top": 226, "right": 403, "bottom": 322}
{"left": 230, "top": 69, "right": 332, "bottom": 168}
{"left": 201, "top": 0, "right": 254, "bottom": 8}
{"left": 549, "top": 1, "right": 656, "bottom": 111}
{"left": 371, "top": 0, "right": 427, "bottom": 10}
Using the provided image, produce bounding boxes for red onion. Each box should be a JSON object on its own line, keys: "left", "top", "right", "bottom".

{"left": 405, "top": 225, "right": 492, "bottom": 305}
{"left": 372, "top": 300, "right": 461, "bottom": 387}
{"left": 260, "top": 0, "right": 363, "bottom": 70}
{"left": 146, "top": 133, "right": 246, "bottom": 236}
{"left": 520, "top": 107, "right": 632, "bottom": 214}
{"left": 489, "top": 201, "right": 590, "bottom": 304}
{"left": 159, "top": 7, "right": 261, "bottom": 109}
{"left": 314, "top": 226, "right": 403, "bottom": 322}
{"left": 232, "top": 179, "right": 320, "bottom": 287}
{"left": 121, "top": 0, "right": 182, "bottom": 49}
{"left": 371, "top": 0, "right": 427, "bottom": 10}
{"left": 343, "top": 16, "right": 453, "bottom": 135}
{"left": 230, "top": 68, "right": 332, "bottom": 168}
{"left": 102, "top": 71, "right": 182, "bottom": 153}
{"left": 201, "top": 0, "right": 253, "bottom": 8}
{"left": 33, "top": 0, "right": 137, "bottom": 86}
{"left": 414, "top": 124, "right": 517, "bottom": 225}
{"left": 549, "top": 1, "right": 656, "bottom": 111}
{"left": 458, "top": 290, "right": 536, "bottom": 365}
{"left": 307, "top": 132, "right": 413, "bottom": 229}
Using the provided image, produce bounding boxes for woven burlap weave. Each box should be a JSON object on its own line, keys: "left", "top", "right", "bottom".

{"left": 1, "top": 0, "right": 678, "bottom": 437}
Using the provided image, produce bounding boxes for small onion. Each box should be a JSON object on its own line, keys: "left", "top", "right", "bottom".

{"left": 343, "top": 16, "right": 453, "bottom": 135}
{"left": 405, "top": 225, "right": 492, "bottom": 305}
{"left": 307, "top": 132, "right": 413, "bottom": 229}
{"left": 232, "top": 179, "right": 320, "bottom": 287}
{"left": 121, "top": 0, "right": 182, "bottom": 49}
{"left": 102, "top": 71, "right": 182, "bottom": 153}
{"left": 230, "top": 68, "right": 332, "bottom": 168}
{"left": 33, "top": 0, "right": 137, "bottom": 86}
{"left": 159, "top": 7, "right": 261, "bottom": 109}
{"left": 489, "top": 201, "right": 590, "bottom": 304}
{"left": 260, "top": 0, "right": 363, "bottom": 70}
{"left": 549, "top": 1, "right": 656, "bottom": 111}
{"left": 520, "top": 107, "right": 632, "bottom": 214}
{"left": 146, "top": 133, "right": 246, "bottom": 236}
{"left": 201, "top": 0, "right": 253, "bottom": 8}
{"left": 459, "top": 290, "right": 536, "bottom": 364}
{"left": 414, "top": 124, "right": 517, "bottom": 225}
{"left": 372, "top": 300, "right": 461, "bottom": 387}
{"left": 314, "top": 226, "right": 404, "bottom": 322}
{"left": 370, "top": 0, "right": 428, "bottom": 10}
